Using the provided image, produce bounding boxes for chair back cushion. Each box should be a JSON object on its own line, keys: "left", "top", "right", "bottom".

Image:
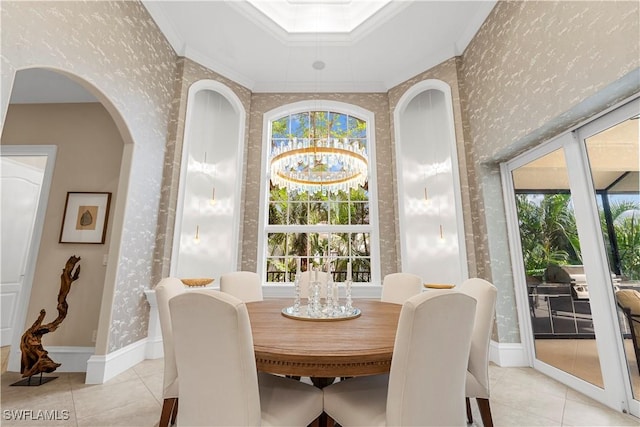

{"left": 155, "top": 277, "right": 185, "bottom": 399}
{"left": 220, "top": 271, "right": 263, "bottom": 302}
{"left": 458, "top": 278, "right": 497, "bottom": 397}
{"left": 170, "top": 290, "right": 261, "bottom": 426}
{"left": 386, "top": 290, "right": 476, "bottom": 426}
{"left": 381, "top": 272, "right": 422, "bottom": 304}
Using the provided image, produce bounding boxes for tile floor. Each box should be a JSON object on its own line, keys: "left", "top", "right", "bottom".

{"left": 2, "top": 354, "right": 639, "bottom": 427}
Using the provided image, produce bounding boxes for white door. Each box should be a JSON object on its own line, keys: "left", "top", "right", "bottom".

{"left": 0, "top": 146, "right": 56, "bottom": 349}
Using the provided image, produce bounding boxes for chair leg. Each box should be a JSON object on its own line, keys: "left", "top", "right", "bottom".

{"left": 477, "top": 398, "right": 493, "bottom": 427}
{"left": 465, "top": 397, "right": 473, "bottom": 424}
{"left": 170, "top": 399, "right": 178, "bottom": 425}
{"left": 159, "top": 398, "right": 178, "bottom": 427}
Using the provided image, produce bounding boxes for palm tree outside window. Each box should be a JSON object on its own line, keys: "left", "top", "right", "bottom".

{"left": 516, "top": 192, "right": 640, "bottom": 281}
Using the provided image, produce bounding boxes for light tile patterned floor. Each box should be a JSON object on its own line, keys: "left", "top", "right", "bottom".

{"left": 1, "top": 357, "right": 638, "bottom": 426}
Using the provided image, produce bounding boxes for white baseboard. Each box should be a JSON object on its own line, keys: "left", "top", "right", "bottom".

{"left": 145, "top": 336, "right": 164, "bottom": 359}
{"left": 489, "top": 340, "right": 529, "bottom": 367}
{"left": 5, "top": 346, "right": 95, "bottom": 373}
{"left": 47, "top": 346, "right": 95, "bottom": 372}
{"left": 85, "top": 338, "right": 148, "bottom": 384}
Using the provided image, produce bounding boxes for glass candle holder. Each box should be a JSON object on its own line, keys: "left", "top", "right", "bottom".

{"left": 345, "top": 261, "right": 353, "bottom": 313}
{"left": 293, "top": 271, "right": 301, "bottom": 313}
{"left": 308, "top": 268, "right": 321, "bottom": 317}
{"left": 325, "top": 277, "right": 335, "bottom": 317}
{"left": 345, "top": 279, "right": 353, "bottom": 314}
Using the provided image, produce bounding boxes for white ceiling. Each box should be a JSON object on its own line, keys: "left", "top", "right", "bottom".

{"left": 144, "top": 0, "right": 497, "bottom": 92}
{"left": 9, "top": 0, "right": 497, "bottom": 103}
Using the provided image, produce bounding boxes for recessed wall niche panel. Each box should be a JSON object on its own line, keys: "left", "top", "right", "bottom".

{"left": 172, "top": 81, "right": 245, "bottom": 281}
{"left": 394, "top": 80, "right": 467, "bottom": 286}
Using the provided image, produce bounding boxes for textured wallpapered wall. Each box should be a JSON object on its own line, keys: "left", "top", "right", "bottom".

{"left": 1, "top": 1, "right": 178, "bottom": 353}
{"left": 459, "top": 0, "right": 640, "bottom": 342}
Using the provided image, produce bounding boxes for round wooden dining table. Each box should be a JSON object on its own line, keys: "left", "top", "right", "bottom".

{"left": 246, "top": 298, "right": 402, "bottom": 381}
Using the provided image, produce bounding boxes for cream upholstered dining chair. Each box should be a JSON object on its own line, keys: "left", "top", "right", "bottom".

{"left": 219, "top": 271, "right": 263, "bottom": 303}
{"left": 323, "top": 290, "right": 477, "bottom": 426}
{"left": 380, "top": 272, "right": 423, "bottom": 304}
{"left": 458, "top": 277, "right": 498, "bottom": 427}
{"left": 155, "top": 277, "right": 185, "bottom": 427}
{"left": 169, "top": 290, "right": 323, "bottom": 426}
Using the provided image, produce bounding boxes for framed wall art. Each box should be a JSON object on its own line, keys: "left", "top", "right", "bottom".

{"left": 59, "top": 192, "right": 112, "bottom": 244}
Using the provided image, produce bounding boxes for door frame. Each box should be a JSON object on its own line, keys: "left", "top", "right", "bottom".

{"left": 501, "top": 96, "right": 639, "bottom": 416}
{"left": 0, "top": 145, "right": 56, "bottom": 370}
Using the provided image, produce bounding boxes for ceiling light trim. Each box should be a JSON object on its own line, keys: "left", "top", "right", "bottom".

{"left": 246, "top": 0, "right": 392, "bottom": 34}
{"left": 229, "top": 0, "right": 411, "bottom": 45}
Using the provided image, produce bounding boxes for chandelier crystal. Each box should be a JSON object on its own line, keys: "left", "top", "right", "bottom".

{"left": 270, "top": 136, "right": 368, "bottom": 194}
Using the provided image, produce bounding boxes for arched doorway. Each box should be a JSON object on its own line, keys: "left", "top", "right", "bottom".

{"left": 1, "top": 68, "right": 132, "bottom": 374}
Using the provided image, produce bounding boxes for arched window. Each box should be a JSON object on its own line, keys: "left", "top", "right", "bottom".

{"left": 258, "top": 101, "right": 380, "bottom": 285}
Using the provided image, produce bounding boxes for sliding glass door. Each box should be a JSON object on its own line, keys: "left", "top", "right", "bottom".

{"left": 511, "top": 147, "right": 606, "bottom": 387}
{"left": 578, "top": 104, "right": 640, "bottom": 406}
{"left": 503, "top": 97, "right": 639, "bottom": 416}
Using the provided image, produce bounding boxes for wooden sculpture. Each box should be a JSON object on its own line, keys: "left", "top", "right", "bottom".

{"left": 20, "top": 255, "right": 81, "bottom": 378}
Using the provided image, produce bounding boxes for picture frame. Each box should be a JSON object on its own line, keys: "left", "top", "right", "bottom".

{"left": 59, "top": 192, "right": 112, "bottom": 244}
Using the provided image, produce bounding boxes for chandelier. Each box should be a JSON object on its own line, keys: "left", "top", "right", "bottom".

{"left": 270, "top": 137, "right": 368, "bottom": 194}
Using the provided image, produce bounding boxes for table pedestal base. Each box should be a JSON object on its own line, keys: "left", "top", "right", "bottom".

{"left": 310, "top": 376, "right": 335, "bottom": 388}
{"left": 310, "top": 378, "right": 336, "bottom": 427}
